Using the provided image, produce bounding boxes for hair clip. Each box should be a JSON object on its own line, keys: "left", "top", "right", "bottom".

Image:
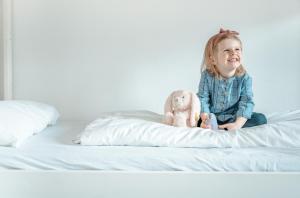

{"left": 219, "top": 28, "right": 239, "bottom": 35}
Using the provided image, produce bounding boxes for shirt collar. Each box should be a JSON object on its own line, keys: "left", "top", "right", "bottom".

{"left": 220, "top": 75, "right": 235, "bottom": 83}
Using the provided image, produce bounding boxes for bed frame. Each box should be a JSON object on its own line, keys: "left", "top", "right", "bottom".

{"left": 1, "top": 171, "right": 300, "bottom": 198}
{"left": 1, "top": 0, "right": 300, "bottom": 197}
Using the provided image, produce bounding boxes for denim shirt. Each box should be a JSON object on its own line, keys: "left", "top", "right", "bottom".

{"left": 197, "top": 70, "right": 254, "bottom": 122}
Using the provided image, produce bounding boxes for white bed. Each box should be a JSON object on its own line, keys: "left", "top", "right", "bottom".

{"left": 1, "top": 111, "right": 300, "bottom": 172}
{"left": 1, "top": 113, "right": 300, "bottom": 198}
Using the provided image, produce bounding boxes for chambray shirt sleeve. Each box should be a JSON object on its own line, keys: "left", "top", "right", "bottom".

{"left": 236, "top": 74, "right": 254, "bottom": 119}
{"left": 197, "top": 71, "right": 211, "bottom": 113}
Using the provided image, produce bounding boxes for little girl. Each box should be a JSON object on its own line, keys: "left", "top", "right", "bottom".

{"left": 197, "top": 28, "right": 267, "bottom": 130}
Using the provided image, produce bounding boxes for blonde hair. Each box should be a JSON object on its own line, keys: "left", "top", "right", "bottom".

{"left": 201, "top": 28, "right": 246, "bottom": 78}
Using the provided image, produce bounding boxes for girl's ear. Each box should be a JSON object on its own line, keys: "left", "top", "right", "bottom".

{"left": 209, "top": 55, "right": 216, "bottom": 65}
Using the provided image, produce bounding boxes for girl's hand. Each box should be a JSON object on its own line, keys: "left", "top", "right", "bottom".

{"left": 218, "top": 117, "right": 247, "bottom": 131}
{"left": 200, "top": 113, "right": 210, "bottom": 129}
{"left": 200, "top": 113, "right": 208, "bottom": 121}
{"left": 218, "top": 123, "right": 241, "bottom": 131}
{"left": 200, "top": 121, "right": 211, "bottom": 129}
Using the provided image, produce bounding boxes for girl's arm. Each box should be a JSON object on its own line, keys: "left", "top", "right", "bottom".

{"left": 197, "top": 71, "right": 211, "bottom": 115}
{"left": 236, "top": 74, "right": 254, "bottom": 120}
{"left": 197, "top": 71, "right": 211, "bottom": 128}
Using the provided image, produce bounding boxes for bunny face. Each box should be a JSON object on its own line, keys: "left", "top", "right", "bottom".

{"left": 171, "top": 90, "right": 191, "bottom": 111}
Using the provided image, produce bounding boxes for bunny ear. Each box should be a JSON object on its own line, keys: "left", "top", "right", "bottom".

{"left": 164, "top": 92, "right": 174, "bottom": 114}
{"left": 190, "top": 92, "right": 200, "bottom": 121}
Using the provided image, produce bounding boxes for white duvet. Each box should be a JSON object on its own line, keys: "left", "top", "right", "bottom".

{"left": 75, "top": 110, "right": 300, "bottom": 148}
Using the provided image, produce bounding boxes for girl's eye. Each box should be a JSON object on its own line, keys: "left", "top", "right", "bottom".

{"left": 235, "top": 48, "right": 240, "bottom": 51}
{"left": 224, "top": 49, "right": 230, "bottom": 52}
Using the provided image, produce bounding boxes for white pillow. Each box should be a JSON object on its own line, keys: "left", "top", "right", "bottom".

{"left": 75, "top": 110, "right": 300, "bottom": 148}
{"left": 0, "top": 100, "right": 60, "bottom": 147}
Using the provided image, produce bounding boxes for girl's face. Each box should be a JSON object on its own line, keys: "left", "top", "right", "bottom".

{"left": 212, "top": 38, "right": 242, "bottom": 77}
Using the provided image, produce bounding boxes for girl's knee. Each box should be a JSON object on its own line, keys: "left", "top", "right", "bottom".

{"left": 254, "top": 113, "right": 267, "bottom": 125}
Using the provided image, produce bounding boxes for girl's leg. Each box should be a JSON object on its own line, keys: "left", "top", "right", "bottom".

{"left": 242, "top": 112, "right": 267, "bottom": 128}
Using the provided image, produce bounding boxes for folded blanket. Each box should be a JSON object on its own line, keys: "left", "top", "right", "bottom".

{"left": 74, "top": 110, "right": 300, "bottom": 148}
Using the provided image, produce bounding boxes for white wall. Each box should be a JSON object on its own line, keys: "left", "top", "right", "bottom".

{"left": 0, "top": 0, "right": 3, "bottom": 100}
{"left": 11, "top": 0, "right": 300, "bottom": 120}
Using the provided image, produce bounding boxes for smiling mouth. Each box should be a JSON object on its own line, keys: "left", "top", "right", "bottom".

{"left": 228, "top": 58, "right": 239, "bottom": 62}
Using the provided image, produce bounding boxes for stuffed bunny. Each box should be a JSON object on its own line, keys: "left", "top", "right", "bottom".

{"left": 163, "top": 90, "right": 200, "bottom": 127}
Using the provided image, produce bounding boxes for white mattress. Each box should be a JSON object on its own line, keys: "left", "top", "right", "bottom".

{"left": 1, "top": 119, "right": 300, "bottom": 171}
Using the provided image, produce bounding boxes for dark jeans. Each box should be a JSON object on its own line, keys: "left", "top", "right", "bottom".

{"left": 197, "top": 112, "right": 267, "bottom": 128}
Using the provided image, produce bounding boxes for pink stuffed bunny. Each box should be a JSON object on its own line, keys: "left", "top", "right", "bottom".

{"left": 163, "top": 90, "right": 200, "bottom": 127}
